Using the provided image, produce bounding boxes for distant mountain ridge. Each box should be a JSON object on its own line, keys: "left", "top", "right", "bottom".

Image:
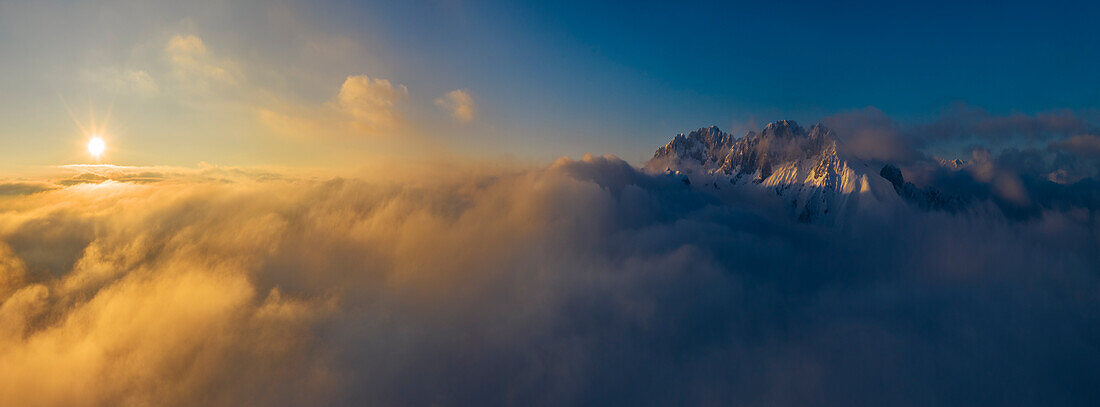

{"left": 645, "top": 120, "right": 945, "bottom": 222}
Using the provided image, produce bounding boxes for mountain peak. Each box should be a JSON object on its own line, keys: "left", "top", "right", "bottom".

{"left": 647, "top": 125, "right": 734, "bottom": 173}
{"left": 646, "top": 120, "right": 894, "bottom": 223}
{"left": 647, "top": 120, "right": 843, "bottom": 177}
{"left": 684, "top": 125, "right": 731, "bottom": 144}
{"left": 761, "top": 120, "right": 804, "bottom": 138}
{"left": 718, "top": 121, "right": 840, "bottom": 178}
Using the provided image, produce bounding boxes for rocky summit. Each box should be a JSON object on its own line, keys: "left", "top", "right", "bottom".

{"left": 644, "top": 120, "right": 928, "bottom": 222}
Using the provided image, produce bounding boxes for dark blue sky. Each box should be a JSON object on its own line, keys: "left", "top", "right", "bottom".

{"left": 319, "top": 0, "right": 1100, "bottom": 157}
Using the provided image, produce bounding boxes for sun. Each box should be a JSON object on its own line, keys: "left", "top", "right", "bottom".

{"left": 88, "top": 136, "right": 106, "bottom": 158}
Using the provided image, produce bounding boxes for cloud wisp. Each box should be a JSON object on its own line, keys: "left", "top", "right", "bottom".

{"left": 164, "top": 34, "right": 242, "bottom": 89}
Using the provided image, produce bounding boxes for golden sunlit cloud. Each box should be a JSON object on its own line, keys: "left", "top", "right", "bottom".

{"left": 336, "top": 75, "right": 407, "bottom": 130}
{"left": 165, "top": 34, "right": 241, "bottom": 88}
{"left": 435, "top": 89, "right": 476, "bottom": 123}
{"left": 258, "top": 73, "right": 420, "bottom": 143}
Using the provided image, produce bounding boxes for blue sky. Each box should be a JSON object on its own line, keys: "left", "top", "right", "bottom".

{"left": 362, "top": 1, "right": 1100, "bottom": 154}
{"left": 1, "top": 0, "right": 1098, "bottom": 167}
{"left": 369, "top": 1, "right": 1100, "bottom": 124}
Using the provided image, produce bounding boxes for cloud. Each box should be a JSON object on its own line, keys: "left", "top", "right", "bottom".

{"left": 0, "top": 182, "right": 54, "bottom": 196}
{"left": 820, "top": 107, "right": 922, "bottom": 163}
{"left": 810, "top": 106, "right": 1100, "bottom": 213}
{"left": 124, "top": 70, "right": 158, "bottom": 93}
{"left": 914, "top": 103, "right": 1096, "bottom": 144}
{"left": 435, "top": 89, "right": 476, "bottom": 123}
{"left": 821, "top": 106, "right": 1100, "bottom": 171}
{"left": 1051, "top": 134, "right": 1100, "bottom": 158}
{"left": 167, "top": 34, "right": 207, "bottom": 55}
{"left": 258, "top": 74, "right": 419, "bottom": 141}
{"left": 0, "top": 157, "right": 1096, "bottom": 405}
{"left": 164, "top": 34, "right": 241, "bottom": 87}
{"left": 335, "top": 75, "right": 407, "bottom": 130}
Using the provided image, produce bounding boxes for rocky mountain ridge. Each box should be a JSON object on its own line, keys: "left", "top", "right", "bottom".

{"left": 645, "top": 120, "right": 950, "bottom": 222}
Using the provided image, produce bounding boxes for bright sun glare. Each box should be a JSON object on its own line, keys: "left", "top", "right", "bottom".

{"left": 88, "top": 136, "right": 106, "bottom": 157}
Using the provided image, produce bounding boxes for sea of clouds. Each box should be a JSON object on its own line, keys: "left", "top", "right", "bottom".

{"left": 0, "top": 140, "right": 1097, "bottom": 406}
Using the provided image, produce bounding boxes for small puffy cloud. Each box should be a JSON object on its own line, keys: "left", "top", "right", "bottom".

{"left": 336, "top": 75, "right": 407, "bottom": 130}
{"left": 164, "top": 34, "right": 240, "bottom": 86}
{"left": 258, "top": 75, "right": 415, "bottom": 140}
{"left": 435, "top": 89, "right": 476, "bottom": 123}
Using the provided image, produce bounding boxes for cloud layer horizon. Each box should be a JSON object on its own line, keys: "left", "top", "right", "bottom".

{"left": 0, "top": 140, "right": 1097, "bottom": 405}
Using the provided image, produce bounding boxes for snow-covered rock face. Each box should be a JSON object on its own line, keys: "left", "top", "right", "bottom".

{"left": 719, "top": 121, "right": 838, "bottom": 179}
{"left": 646, "top": 120, "right": 902, "bottom": 222}
{"left": 647, "top": 126, "right": 736, "bottom": 174}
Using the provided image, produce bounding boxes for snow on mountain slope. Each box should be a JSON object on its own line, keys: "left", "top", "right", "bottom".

{"left": 645, "top": 120, "right": 902, "bottom": 222}
{"left": 646, "top": 126, "right": 735, "bottom": 174}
